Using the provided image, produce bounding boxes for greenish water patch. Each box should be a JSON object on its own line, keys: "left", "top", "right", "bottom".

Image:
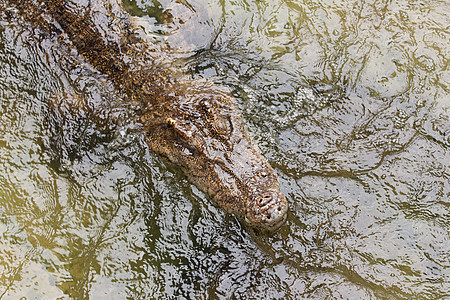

{"left": 0, "top": 0, "right": 449, "bottom": 299}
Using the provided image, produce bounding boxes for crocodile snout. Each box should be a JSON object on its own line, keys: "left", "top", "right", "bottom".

{"left": 246, "top": 189, "right": 288, "bottom": 231}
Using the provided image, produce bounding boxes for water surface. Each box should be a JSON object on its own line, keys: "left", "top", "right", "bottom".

{"left": 0, "top": 0, "right": 449, "bottom": 298}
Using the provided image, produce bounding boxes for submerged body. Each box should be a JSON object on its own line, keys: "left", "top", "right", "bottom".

{"left": 12, "top": 0, "right": 288, "bottom": 230}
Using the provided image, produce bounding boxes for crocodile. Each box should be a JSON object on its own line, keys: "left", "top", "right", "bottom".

{"left": 10, "top": 0, "right": 288, "bottom": 230}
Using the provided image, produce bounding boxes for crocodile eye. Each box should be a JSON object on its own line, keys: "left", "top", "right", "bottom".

{"left": 200, "top": 99, "right": 232, "bottom": 136}
{"left": 201, "top": 100, "right": 215, "bottom": 118}
{"left": 166, "top": 117, "right": 177, "bottom": 126}
{"left": 166, "top": 117, "right": 193, "bottom": 139}
{"left": 213, "top": 115, "right": 231, "bottom": 135}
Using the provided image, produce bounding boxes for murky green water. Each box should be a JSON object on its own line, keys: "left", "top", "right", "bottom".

{"left": 0, "top": 0, "right": 449, "bottom": 299}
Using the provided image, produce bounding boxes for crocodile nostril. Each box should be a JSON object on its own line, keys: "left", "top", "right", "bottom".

{"left": 258, "top": 193, "right": 273, "bottom": 206}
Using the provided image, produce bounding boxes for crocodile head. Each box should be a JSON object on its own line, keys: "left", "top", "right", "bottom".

{"left": 141, "top": 79, "right": 288, "bottom": 231}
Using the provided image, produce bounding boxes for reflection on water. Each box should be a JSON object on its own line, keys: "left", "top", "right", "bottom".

{"left": 0, "top": 0, "right": 449, "bottom": 299}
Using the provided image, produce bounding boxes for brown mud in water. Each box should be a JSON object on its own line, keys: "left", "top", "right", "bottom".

{"left": 8, "top": 0, "right": 288, "bottom": 230}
